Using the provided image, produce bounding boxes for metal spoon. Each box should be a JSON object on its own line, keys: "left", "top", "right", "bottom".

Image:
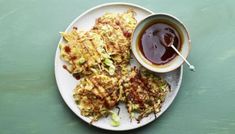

{"left": 160, "top": 33, "right": 195, "bottom": 71}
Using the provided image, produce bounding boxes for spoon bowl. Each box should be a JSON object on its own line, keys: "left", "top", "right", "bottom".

{"left": 160, "top": 31, "right": 195, "bottom": 71}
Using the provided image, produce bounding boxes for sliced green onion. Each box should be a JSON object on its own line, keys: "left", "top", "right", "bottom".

{"left": 110, "top": 111, "right": 120, "bottom": 127}
{"left": 78, "top": 57, "right": 86, "bottom": 64}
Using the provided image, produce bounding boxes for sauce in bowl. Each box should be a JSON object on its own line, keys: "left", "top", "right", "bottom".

{"left": 138, "top": 22, "right": 181, "bottom": 65}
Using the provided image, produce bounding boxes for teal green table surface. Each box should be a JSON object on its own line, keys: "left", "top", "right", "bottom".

{"left": 1, "top": 0, "right": 235, "bottom": 133}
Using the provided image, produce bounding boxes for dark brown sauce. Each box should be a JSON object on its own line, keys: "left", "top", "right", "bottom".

{"left": 64, "top": 46, "right": 71, "bottom": 53}
{"left": 63, "top": 65, "right": 68, "bottom": 70}
{"left": 72, "top": 73, "right": 81, "bottom": 80}
{"left": 138, "top": 22, "right": 181, "bottom": 65}
{"left": 63, "top": 65, "right": 81, "bottom": 80}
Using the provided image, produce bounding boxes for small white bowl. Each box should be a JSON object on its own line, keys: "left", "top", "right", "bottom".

{"left": 131, "top": 13, "right": 191, "bottom": 73}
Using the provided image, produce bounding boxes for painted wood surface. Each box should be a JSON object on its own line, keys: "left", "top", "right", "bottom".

{"left": 0, "top": 0, "right": 235, "bottom": 133}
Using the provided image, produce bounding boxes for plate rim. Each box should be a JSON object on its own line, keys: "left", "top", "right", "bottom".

{"left": 54, "top": 2, "right": 183, "bottom": 131}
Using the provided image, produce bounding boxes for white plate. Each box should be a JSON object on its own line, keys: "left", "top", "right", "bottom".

{"left": 54, "top": 2, "right": 183, "bottom": 131}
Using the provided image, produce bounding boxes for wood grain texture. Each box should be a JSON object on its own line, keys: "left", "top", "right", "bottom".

{"left": 0, "top": 0, "right": 235, "bottom": 133}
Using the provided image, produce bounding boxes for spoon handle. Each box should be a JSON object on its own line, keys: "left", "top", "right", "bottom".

{"left": 171, "top": 45, "right": 195, "bottom": 71}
